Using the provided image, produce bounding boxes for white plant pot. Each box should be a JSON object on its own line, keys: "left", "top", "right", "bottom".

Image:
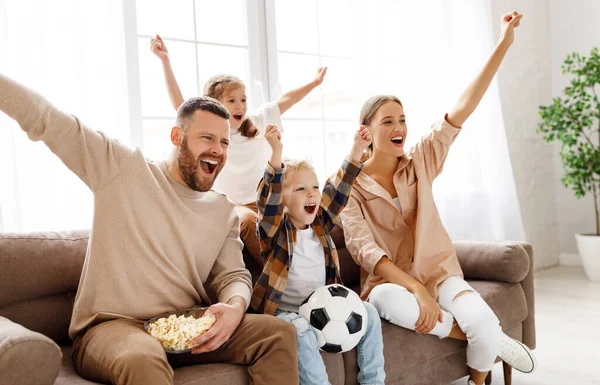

{"left": 575, "top": 233, "right": 600, "bottom": 281}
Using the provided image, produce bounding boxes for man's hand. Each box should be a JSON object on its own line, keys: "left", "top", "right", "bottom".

{"left": 314, "top": 67, "right": 328, "bottom": 86}
{"left": 499, "top": 11, "right": 523, "bottom": 46}
{"left": 349, "top": 125, "right": 373, "bottom": 162}
{"left": 150, "top": 34, "right": 170, "bottom": 61}
{"left": 191, "top": 298, "right": 245, "bottom": 354}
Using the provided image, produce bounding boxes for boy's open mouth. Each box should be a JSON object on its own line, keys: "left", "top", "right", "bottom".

{"left": 199, "top": 159, "right": 218, "bottom": 175}
{"left": 304, "top": 203, "right": 317, "bottom": 214}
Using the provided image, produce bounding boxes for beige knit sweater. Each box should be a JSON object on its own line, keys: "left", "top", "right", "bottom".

{"left": 0, "top": 74, "right": 252, "bottom": 340}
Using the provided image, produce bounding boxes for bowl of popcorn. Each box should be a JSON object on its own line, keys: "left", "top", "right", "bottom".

{"left": 144, "top": 307, "right": 217, "bottom": 354}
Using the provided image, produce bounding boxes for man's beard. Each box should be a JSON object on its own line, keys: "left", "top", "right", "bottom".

{"left": 177, "top": 137, "right": 224, "bottom": 192}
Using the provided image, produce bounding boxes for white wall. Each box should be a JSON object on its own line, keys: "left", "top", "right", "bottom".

{"left": 549, "top": 0, "right": 600, "bottom": 264}
{"left": 490, "top": 0, "right": 561, "bottom": 270}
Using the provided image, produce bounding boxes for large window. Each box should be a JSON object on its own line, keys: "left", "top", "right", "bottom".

{"left": 125, "top": 0, "right": 360, "bottom": 180}
{"left": 0, "top": 0, "right": 525, "bottom": 242}
{"left": 129, "top": 0, "right": 252, "bottom": 161}
{"left": 271, "top": 0, "right": 359, "bottom": 177}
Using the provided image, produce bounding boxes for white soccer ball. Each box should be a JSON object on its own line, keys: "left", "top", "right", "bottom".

{"left": 299, "top": 284, "right": 368, "bottom": 353}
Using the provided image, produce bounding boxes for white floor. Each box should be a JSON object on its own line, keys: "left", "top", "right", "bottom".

{"left": 452, "top": 266, "right": 600, "bottom": 385}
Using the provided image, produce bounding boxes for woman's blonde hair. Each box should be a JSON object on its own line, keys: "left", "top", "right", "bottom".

{"left": 203, "top": 74, "right": 258, "bottom": 138}
{"left": 359, "top": 95, "right": 403, "bottom": 157}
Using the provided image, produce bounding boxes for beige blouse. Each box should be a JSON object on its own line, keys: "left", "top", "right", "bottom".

{"left": 340, "top": 117, "right": 464, "bottom": 300}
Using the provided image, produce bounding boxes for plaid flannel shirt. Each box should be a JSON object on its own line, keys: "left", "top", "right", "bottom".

{"left": 250, "top": 157, "right": 363, "bottom": 315}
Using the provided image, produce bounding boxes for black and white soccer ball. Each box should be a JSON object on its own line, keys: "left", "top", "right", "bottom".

{"left": 299, "top": 284, "right": 368, "bottom": 353}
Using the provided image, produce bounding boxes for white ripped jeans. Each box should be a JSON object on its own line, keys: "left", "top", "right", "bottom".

{"left": 368, "top": 276, "right": 501, "bottom": 372}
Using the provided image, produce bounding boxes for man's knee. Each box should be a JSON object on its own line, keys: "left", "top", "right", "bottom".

{"left": 113, "top": 349, "right": 173, "bottom": 384}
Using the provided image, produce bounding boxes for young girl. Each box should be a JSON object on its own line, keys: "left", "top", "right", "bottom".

{"left": 339, "top": 12, "right": 536, "bottom": 385}
{"left": 251, "top": 124, "right": 385, "bottom": 385}
{"left": 151, "top": 35, "right": 326, "bottom": 262}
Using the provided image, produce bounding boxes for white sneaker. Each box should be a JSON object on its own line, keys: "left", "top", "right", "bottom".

{"left": 498, "top": 333, "right": 537, "bottom": 373}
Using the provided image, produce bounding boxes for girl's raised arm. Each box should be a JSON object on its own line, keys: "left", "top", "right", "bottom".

{"left": 150, "top": 35, "right": 186, "bottom": 111}
{"left": 277, "top": 67, "right": 327, "bottom": 114}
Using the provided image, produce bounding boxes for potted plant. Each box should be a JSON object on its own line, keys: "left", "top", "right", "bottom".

{"left": 538, "top": 47, "right": 600, "bottom": 281}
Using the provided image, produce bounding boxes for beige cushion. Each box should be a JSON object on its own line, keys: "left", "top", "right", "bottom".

{"left": 0, "top": 316, "right": 62, "bottom": 385}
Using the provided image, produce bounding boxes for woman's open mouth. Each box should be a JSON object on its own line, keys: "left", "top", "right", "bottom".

{"left": 199, "top": 159, "right": 218, "bottom": 175}
{"left": 232, "top": 114, "right": 244, "bottom": 122}
{"left": 391, "top": 135, "right": 404, "bottom": 147}
{"left": 304, "top": 203, "right": 317, "bottom": 214}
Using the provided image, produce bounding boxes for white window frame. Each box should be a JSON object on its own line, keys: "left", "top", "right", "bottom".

{"left": 121, "top": 0, "right": 355, "bottom": 178}
{"left": 121, "top": 0, "right": 273, "bottom": 151}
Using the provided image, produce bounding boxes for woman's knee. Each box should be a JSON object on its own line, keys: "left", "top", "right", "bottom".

{"left": 452, "top": 294, "right": 501, "bottom": 354}
{"left": 368, "top": 284, "right": 419, "bottom": 328}
{"left": 369, "top": 284, "right": 410, "bottom": 308}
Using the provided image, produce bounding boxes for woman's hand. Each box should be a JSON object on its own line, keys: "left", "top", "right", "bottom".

{"left": 413, "top": 286, "right": 443, "bottom": 334}
{"left": 500, "top": 11, "right": 523, "bottom": 46}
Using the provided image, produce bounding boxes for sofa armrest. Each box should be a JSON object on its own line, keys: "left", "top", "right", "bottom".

{"left": 453, "top": 240, "right": 530, "bottom": 283}
{"left": 0, "top": 316, "right": 62, "bottom": 385}
{"left": 454, "top": 240, "right": 536, "bottom": 349}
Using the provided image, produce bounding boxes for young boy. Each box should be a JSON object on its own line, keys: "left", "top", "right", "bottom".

{"left": 250, "top": 125, "right": 385, "bottom": 385}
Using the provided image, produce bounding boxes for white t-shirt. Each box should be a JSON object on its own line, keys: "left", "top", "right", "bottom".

{"left": 212, "top": 102, "right": 283, "bottom": 205}
{"left": 278, "top": 226, "right": 326, "bottom": 313}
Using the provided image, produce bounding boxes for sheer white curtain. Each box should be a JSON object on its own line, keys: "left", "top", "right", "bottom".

{"left": 353, "top": 0, "right": 525, "bottom": 241}
{"left": 0, "top": 0, "right": 525, "bottom": 242}
{"left": 0, "top": 0, "right": 130, "bottom": 232}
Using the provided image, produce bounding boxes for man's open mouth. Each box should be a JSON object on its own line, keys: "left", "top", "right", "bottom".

{"left": 304, "top": 203, "right": 317, "bottom": 214}
{"left": 199, "top": 158, "right": 218, "bottom": 175}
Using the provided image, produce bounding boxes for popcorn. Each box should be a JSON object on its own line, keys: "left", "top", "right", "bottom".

{"left": 147, "top": 313, "right": 217, "bottom": 351}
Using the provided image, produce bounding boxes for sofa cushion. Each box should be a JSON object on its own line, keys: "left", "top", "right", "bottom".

{"left": 0, "top": 232, "right": 88, "bottom": 309}
{"left": 1, "top": 293, "right": 75, "bottom": 344}
{"left": 468, "top": 280, "right": 528, "bottom": 330}
{"left": 454, "top": 240, "right": 530, "bottom": 283}
{"left": 0, "top": 231, "right": 88, "bottom": 344}
{"left": 0, "top": 317, "right": 63, "bottom": 385}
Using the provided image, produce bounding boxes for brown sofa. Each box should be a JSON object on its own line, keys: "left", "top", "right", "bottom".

{"left": 0, "top": 229, "right": 535, "bottom": 385}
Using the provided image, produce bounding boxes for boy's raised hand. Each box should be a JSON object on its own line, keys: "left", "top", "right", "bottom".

{"left": 350, "top": 125, "right": 373, "bottom": 162}
{"left": 500, "top": 11, "right": 523, "bottom": 46}
{"left": 265, "top": 124, "right": 282, "bottom": 152}
{"left": 265, "top": 125, "right": 283, "bottom": 168}
{"left": 150, "top": 35, "right": 169, "bottom": 61}
{"left": 314, "top": 67, "right": 328, "bottom": 86}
